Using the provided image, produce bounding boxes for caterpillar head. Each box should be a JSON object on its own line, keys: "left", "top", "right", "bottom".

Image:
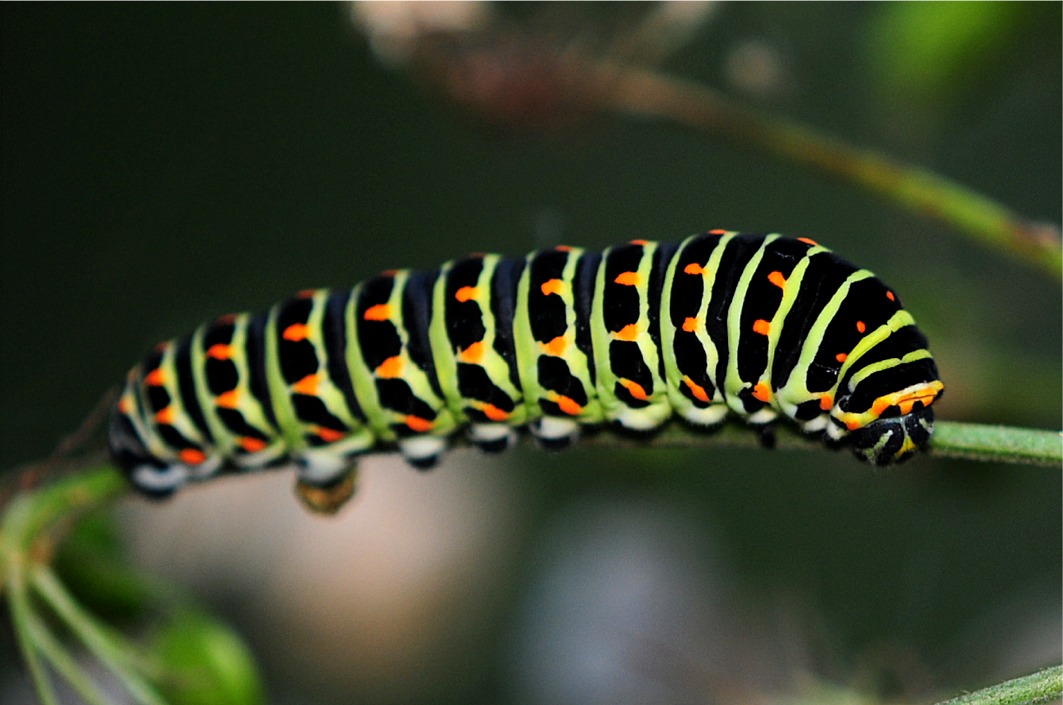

{"left": 829, "top": 379, "right": 944, "bottom": 465}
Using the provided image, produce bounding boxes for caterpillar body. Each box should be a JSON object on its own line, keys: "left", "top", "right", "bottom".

{"left": 110, "top": 230, "right": 944, "bottom": 513}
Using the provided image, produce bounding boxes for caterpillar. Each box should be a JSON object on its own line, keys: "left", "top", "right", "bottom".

{"left": 110, "top": 230, "right": 944, "bottom": 513}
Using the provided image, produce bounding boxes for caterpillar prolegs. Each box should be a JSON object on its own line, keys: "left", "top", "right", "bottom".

{"left": 110, "top": 230, "right": 944, "bottom": 513}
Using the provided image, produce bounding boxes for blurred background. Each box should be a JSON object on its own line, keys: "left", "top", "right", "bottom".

{"left": 1, "top": 3, "right": 1060, "bottom": 704}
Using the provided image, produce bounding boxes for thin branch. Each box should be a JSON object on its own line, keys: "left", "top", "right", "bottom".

{"left": 595, "top": 61, "right": 1062, "bottom": 279}
{"left": 933, "top": 665, "right": 1063, "bottom": 705}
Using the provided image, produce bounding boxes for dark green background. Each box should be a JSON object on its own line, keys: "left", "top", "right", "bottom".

{"left": 2, "top": 4, "right": 1060, "bottom": 704}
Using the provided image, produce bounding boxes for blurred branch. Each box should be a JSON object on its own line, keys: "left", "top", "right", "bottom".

{"left": 597, "top": 61, "right": 1062, "bottom": 279}
{"left": 933, "top": 665, "right": 1063, "bottom": 705}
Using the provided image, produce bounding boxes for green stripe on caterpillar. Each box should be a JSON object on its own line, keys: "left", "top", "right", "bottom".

{"left": 110, "top": 230, "right": 944, "bottom": 513}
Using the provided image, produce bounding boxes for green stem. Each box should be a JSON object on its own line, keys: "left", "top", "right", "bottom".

{"left": 25, "top": 608, "right": 115, "bottom": 705}
{"left": 933, "top": 665, "right": 1063, "bottom": 705}
{"left": 600, "top": 63, "right": 1062, "bottom": 278}
{"left": 567, "top": 420, "right": 1062, "bottom": 468}
{"left": 5, "top": 556, "right": 60, "bottom": 705}
{"left": 31, "top": 565, "right": 168, "bottom": 705}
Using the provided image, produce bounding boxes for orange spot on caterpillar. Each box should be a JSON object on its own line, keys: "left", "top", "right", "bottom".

{"left": 709, "top": 228, "right": 727, "bottom": 234}
{"left": 556, "top": 395, "right": 583, "bottom": 416}
{"left": 292, "top": 374, "right": 320, "bottom": 395}
{"left": 179, "top": 448, "right": 206, "bottom": 465}
{"left": 240, "top": 436, "right": 267, "bottom": 452}
{"left": 455, "top": 286, "right": 479, "bottom": 303}
{"left": 541, "top": 336, "right": 568, "bottom": 356}
{"left": 835, "top": 352, "right": 848, "bottom": 363}
{"left": 145, "top": 368, "right": 166, "bottom": 386}
{"left": 683, "top": 262, "right": 706, "bottom": 276}
{"left": 752, "top": 319, "right": 771, "bottom": 336}
{"left": 629, "top": 239, "right": 650, "bottom": 246}
{"left": 619, "top": 378, "right": 649, "bottom": 401}
{"left": 752, "top": 381, "right": 772, "bottom": 403}
{"left": 846, "top": 418, "right": 863, "bottom": 431}
{"left": 155, "top": 406, "right": 175, "bottom": 425}
{"left": 207, "top": 343, "right": 233, "bottom": 360}
{"left": 798, "top": 237, "right": 818, "bottom": 246}
{"left": 554, "top": 245, "right": 574, "bottom": 252}
{"left": 540, "top": 279, "right": 564, "bottom": 296}
{"left": 316, "top": 427, "right": 347, "bottom": 443}
{"left": 856, "top": 321, "right": 866, "bottom": 333}
{"left": 363, "top": 304, "right": 391, "bottom": 321}
{"left": 405, "top": 415, "right": 433, "bottom": 433}
{"left": 216, "top": 313, "right": 238, "bottom": 324}
{"left": 459, "top": 341, "right": 485, "bottom": 363}
{"left": 682, "top": 376, "right": 710, "bottom": 403}
{"left": 886, "top": 291, "right": 895, "bottom": 302}
{"left": 819, "top": 393, "right": 833, "bottom": 411}
{"left": 118, "top": 396, "right": 134, "bottom": 414}
{"left": 283, "top": 323, "right": 310, "bottom": 341}
{"left": 767, "top": 271, "right": 786, "bottom": 288}
{"left": 480, "top": 403, "right": 510, "bottom": 422}
{"left": 216, "top": 390, "right": 240, "bottom": 409}
{"left": 614, "top": 323, "right": 640, "bottom": 341}
{"left": 376, "top": 356, "right": 403, "bottom": 378}
{"left": 682, "top": 317, "right": 699, "bottom": 333}
{"left": 153, "top": 341, "right": 170, "bottom": 352}
{"left": 295, "top": 289, "right": 316, "bottom": 299}
{"left": 380, "top": 269, "right": 399, "bottom": 277}
{"left": 614, "top": 271, "right": 640, "bottom": 286}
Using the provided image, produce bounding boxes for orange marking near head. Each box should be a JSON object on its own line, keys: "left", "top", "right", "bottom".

{"left": 541, "top": 335, "right": 568, "bottom": 356}
{"left": 855, "top": 321, "right": 866, "bottom": 333}
{"left": 683, "top": 262, "right": 706, "bottom": 276}
{"left": 835, "top": 352, "right": 848, "bottom": 363}
{"left": 682, "top": 376, "right": 711, "bottom": 403}
{"left": 207, "top": 343, "right": 233, "bottom": 360}
{"left": 767, "top": 271, "right": 786, "bottom": 289}
{"left": 614, "top": 271, "right": 640, "bottom": 286}
{"left": 380, "top": 269, "right": 399, "bottom": 277}
{"left": 819, "top": 393, "right": 833, "bottom": 411}
{"left": 296, "top": 289, "right": 316, "bottom": 299}
{"left": 630, "top": 239, "right": 650, "bottom": 246}
{"left": 363, "top": 304, "right": 392, "bottom": 321}
{"left": 316, "top": 427, "right": 347, "bottom": 443}
{"left": 118, "top": 396, "right": 134, "bottom": 414}
{"left": 155, "top": 406, "right": 175, "bottom": 425}
{"left": 682, "top": 317, "right": 699, "bottom": 333}
{"left": 886, "top": 291, "right": 895, "bottom": 302}
{"left": 216, "top": 390, "right": 240, "bottom": 409}
{"left": 459, "top": 341, "right": 485, "bottom": 363}
{"left": 145, "top": 368, "right": 166, "bottom": 386}
{"left": 752, "top": 381, "right": 772, "bottom": 403}
{"left": 615, "top": 323, "right": 640, "bottom": 341}
{"left": 283, "top": 323, "right": 311, "bottom": 341}
{"left": 179, "top": 448, "right": 207, "bottom": 465}
{"left": 292, "top": 374, "right": 320, "bottom": 396}
{"left": 455, "top": 286, "right": 479, "bottom": 303}
{"left": 540, "top": 278, "right": 564, "bottom": 297}
{"left": 556, "top": 395, "right": 583, "bottom": 416}
{"left": 554, "top": 245, "right": 573, "bottom": 252}
{"left": 480, "top": 403, "right": 510, "bottom": 422}
{"left": 619, "top": 378, "right": 649, "bottom": 401}
{"left": 405, "top": 415, "right": 433, "bottom": 433}
{"left": 376, "top": 356, "right": 403, "bottom": 378}
{"left": 240, "top": 437, "right": 267, "bottom": 453}
{"left": 752, "top": 319, "right": 771, "bottom": 336}
{"left": 709, "top": 228, "right": 727, "bottom": 235}
{"left": 798, "top": 237, "right": 818, "bottom": 246}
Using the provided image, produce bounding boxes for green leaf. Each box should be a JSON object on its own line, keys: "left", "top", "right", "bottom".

{"left": 151, "top": 612, "right": 265, "bottom": 705}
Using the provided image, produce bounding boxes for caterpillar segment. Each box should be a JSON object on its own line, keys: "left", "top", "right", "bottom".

{"left": 111, "top": 231, "right": 944, "bottom": 512}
